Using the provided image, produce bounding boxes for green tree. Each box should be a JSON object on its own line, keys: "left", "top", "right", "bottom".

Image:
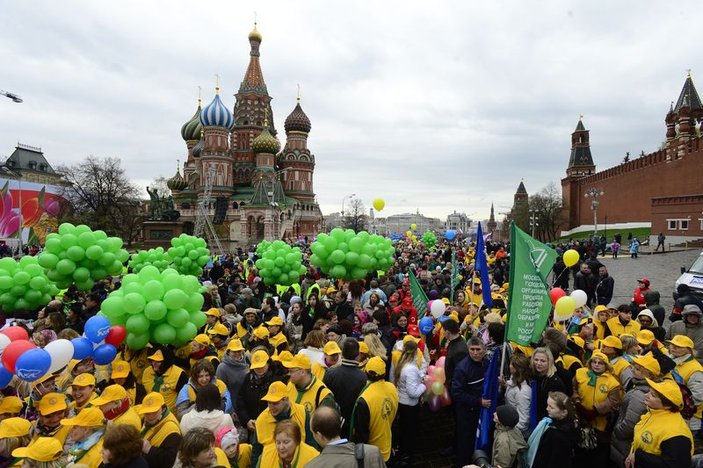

{"left": 342, "top": 198, "right": 367, "bottom": 232}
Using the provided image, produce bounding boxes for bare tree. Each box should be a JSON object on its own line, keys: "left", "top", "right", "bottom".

{"left": 342, "top": 198, "right": 367, "bottom": 232}
{"left": 529, "top": 182, "right": 565, "bottom": 242}
{"left": 57, "top": 156, "right": 144, "bottom": 244}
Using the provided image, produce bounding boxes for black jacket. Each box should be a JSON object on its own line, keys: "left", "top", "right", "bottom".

{"left": 596, "top": 275, "right": 615, "bottom": 305}
{"left": 324, "top": 359, "right": 367, "bottom": 435}
{"left": 574, "top": 271, "right": 598, "bottom": 301}
{"left": 236, "top": 369, "right": 283, "bottom": 424}
{"left": 450, "top": 355, "right": 486, "bottom": 409}
{"left": 534, "top": 374, "right": 567, "bottom": 422}
{"left": 532, "top": 418, "right": 578, "bottom": 468}
{"left": 444, "top": 336, "right": 468, "bottom": 387}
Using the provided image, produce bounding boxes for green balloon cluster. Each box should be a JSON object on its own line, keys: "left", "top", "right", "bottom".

{"left": 422, "top": 231, "right": 438, "bottom": 249}
{"left": 309, "top": 228, "right": 395, "bottom": 280}
{"left": 38, "top": 223, "right": 128, "bottom": 291}
{"left": 254, "top": 240, "right": 305, "bottom": 286}
{"left": 0, "top": 256, "right": 59, "bottom": 312}
{"left": 167, "top": 234, "right": 210, "bottom": 277}
{"left": 129, "top": 247, "right": 172, "bottom": 273}
{"left": 100, "top": 265, "right": 207, "bottom": 349}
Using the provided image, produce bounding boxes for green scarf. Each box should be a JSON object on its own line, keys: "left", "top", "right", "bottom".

{"left": 152, "top": 374, "right": 164, "bottom": 392}
{"left": 586, "top": 369, "right": 598, "bottom": 387}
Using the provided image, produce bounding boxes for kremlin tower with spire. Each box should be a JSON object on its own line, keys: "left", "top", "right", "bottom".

{"left": 168, "top": 24, "right": 323, "bottom": 247}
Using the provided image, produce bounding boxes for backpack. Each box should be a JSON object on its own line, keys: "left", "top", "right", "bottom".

{"left": 678, "top": 382, "right": 697, "bottom": 419}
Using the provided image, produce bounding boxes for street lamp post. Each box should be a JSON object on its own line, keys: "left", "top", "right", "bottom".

{"left": 585, "top": 188, "right": 605, "bottom": 238}
{"left": 340, "top": 193, "right": 355, "bottom": 218}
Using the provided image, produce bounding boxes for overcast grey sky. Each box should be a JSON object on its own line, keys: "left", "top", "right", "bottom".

{"left": 0, "top": 1, "right": 699, "bottom": 221}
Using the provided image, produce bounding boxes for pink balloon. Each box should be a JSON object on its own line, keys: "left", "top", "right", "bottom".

{"left": 426, "top": 365, "right": 436, "bottom": 377}
{"left": 435, "top": 356, "right": 446, "bottom": 369}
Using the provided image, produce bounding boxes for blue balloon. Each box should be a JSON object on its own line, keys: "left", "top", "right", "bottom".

{"left": 14, "top": 348, "right": 51, "bottom": 382}
{"left": 93, "top": 343, "right": 117, "bottom": 366}
{"left": 84, "top": 315, "right": 111, "bottom": 343}
{"left": 445, "top": 230, "right": 457, "bottom": 241}
{"left": 71, "top": 337, "right": 94, "bottom": 360}
{"left": 419, "top": 316, "right": 434, "bottom": 335}
{"left": 0, "top": 365, "right": 12, "bottom": 389}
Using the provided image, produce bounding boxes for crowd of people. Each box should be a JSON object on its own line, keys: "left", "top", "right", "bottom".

{"left": 0, "top": 235, "right": 701, "bottom": 468}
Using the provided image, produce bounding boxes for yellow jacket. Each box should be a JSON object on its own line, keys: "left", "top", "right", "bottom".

{"left": 606, "top": 317, "right": 641, "bottom": 337}
{"left": 574, "top": 367, "right": 620, "bottom": 431}
{"left": 255, "top": 403, "right": 308, "bottom": 450}
{"left": 112, "top": 406, "right": 143, "bottom": 431}
{"left": 286, "top": 376, "right": 334, "bottom": 414}
{"left": 142, "top": 410, "right": 181, "bottom": 447}
{"left": 141, "top": 365, "right": 185, "bottom": 413}
{"left": 215, "top": 447, "right": 232, "bottom": 468}
{"left": 68, "top": 437, "right": 103, "bottom": 468}
{"left": 632, "top": 408, "right": 693, "bottom": 457}
{"left": 353, "top": 381, "right": 399, "bottom": 461}
{"left": 257, "top": 442, "right": 318, "bottom": 468}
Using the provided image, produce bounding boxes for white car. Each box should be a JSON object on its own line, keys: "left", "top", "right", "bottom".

{"left": 674, "top": 251, "right": 703, "bottom": 300}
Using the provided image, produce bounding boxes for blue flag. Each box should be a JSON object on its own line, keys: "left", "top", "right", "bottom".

{"left": 475, "top": 349, "right": 500, "bottom": 452}
{"left": 475, "top": 222, "right": 494, "bottom": 308}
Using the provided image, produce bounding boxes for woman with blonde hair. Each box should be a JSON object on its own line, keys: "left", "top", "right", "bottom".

{"left": 363, "top": 333, "right": 388, "bottom": 363}
{"left": 393, "top": 339, "right": 426, "bottom": 463}
{"left": 530, "top": 347, "right": 567, "bottom": 425}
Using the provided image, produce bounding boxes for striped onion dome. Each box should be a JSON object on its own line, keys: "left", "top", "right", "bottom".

{"left": 192, "top": 134, "right": 204, "bottom": 157}
{"left": 180, "top": 101, "right": 203, "bottom": 141}
{"left": 284, "top": 101, "right": 311, "bottom": 133}
{"left": 167, "top": 169, "right": 187, "bottom": 191}
{"left": 200, "top": 89, "right": 234, "bottom": 129}
{"left": 252, "top": 122, "right": 280, "bottom": 154}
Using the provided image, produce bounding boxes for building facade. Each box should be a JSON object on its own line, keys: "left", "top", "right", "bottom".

{"left": 561, "top": 73, "right": 703, "bottom": 244}
{"left": 168, "top": 25, "right": 323, "bottom": 249}
{"left": 445, "top": 211, "right": 472, "bottom": 233}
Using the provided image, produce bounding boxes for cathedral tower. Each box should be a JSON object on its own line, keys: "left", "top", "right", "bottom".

{"left": 279, "top": 97, "right": 316, "bottom": 201}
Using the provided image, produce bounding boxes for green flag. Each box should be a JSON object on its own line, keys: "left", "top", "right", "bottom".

{"left": 450, "top": 251, "right": 458, "bottom": 303}
{"left": 505, "top": 223, "right": 558, "bottom": 346}
{"left": 409, "top": 271, "right": 429, "bottom": 319}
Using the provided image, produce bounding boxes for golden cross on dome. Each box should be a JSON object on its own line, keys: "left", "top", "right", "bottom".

{"left": 579, "top": 113, "right": 583, "bottom": 120}
{"left": 254, "top": 12, "right": 257, "bottom": 24}
{"left": 297, "top": 84, "right": 301, "bottom": 102}
{"left": 197, "top": 86, "right": 202, "bottom": 104}
{"left": 687, "top": 69, "right": 692, "bottom": 78}
{"left": 214, "top": 74, "right": 221, "bottom": 93}
{"left": 176, "top": 159, "right": 180, "bottom": 171}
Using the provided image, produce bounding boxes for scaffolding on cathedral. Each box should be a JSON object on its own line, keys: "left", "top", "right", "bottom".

{"left": 193, "top": 165, "right": 224, "bottom": 256}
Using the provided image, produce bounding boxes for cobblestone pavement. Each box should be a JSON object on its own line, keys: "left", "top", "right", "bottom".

{"left": 597, "top": 248, "right": 701, "bottom": 312}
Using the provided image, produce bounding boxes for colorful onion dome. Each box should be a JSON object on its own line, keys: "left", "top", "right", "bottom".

{"left": 200, "top": 89, "right": 234, "bottom": 129}
{"left": 180, "top": 101, "right": 203, "bottom": 141}
{"left": 249, "top": 23, "right": 262, "bottom": 42}
{"left": 192, "top": 133, "right": 204, "bottom": 158}
{"left": 167, "top": 169, "right": 187, "bottom": 191}
{"left": 284, "top": 100, "right": 311, "bottom": 133}
{"left": 252, "top": 121, "right": 280, "bottom": 154}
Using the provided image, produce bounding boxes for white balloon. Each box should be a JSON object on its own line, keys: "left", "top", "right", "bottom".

{"left": 0, "top": 334, "right": 10, "bottom": 355}
{"left": 430, "top": 300, "right": 446, "bottom": 319}
{"left": 570, "top": 289, "right": 588, "bottom": 308}
{"left": 45, "top": 339, "right": 74, "bottom": 374}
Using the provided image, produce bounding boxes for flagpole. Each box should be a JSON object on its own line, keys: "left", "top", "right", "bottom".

{"left": 501, "top": 223, "right": 517, "bottom": 376}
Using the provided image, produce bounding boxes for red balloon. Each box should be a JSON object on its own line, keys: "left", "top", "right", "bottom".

{"left": 550, "top": 287, "right": 566, "bottom": 305}
{"left": 1, "top": 326, "right": 29, "bottom": 342}
{"left": 2, "top": 340, "right": 36, "bottom": 374}
{"left": 105, "top": 326, "right": 127, "bottom": 347}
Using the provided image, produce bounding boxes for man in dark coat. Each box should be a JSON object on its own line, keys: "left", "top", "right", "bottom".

{"left": 573, "top": 263, "right": 598, "bottom": 307}
{"left": 324, "top": 338, "right": 367, "bottom": 436}
{"left": 596, "top": 265, "right": 615, "bottom": 306}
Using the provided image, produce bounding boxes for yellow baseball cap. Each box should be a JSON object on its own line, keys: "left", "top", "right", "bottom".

{"left": 261, "top": 381, "right": 288, "bottom": 402}
{"left": 135, "top": 393, "right": 165, "bottom": 415}
{"left": 148, "top": 350, "right": 164, "bottom": 362}
{"left": 193, "top": 334, "right": 212, "bottom": 346}
{"left": 207, "top": 322, "right": 230, "bottom": 336}
{"left": 60, "top": 407, "right": 105, "bottom": 427}
{"left": 637, "top": 330, "right": 656, "bottom": 346}
{"left": 227, "top": 339, "right": 245, "bottom": 352}
{"left": 271, "top": 350, "right": 294, "bottom": 364}
{"left": 366, "top": 356, "right": 386, "bottom": 376}
{"left": 252, "top": 326, "right": 270, "bottom": 340}
{"left": 600, "top": 335, "right": 622, "bottom": 350}
{"left": 402, "top": 334, "right": 420, "bottom": 344}
{"left": 358, "top": 341, "right": 369, "bottom": 354}
{"left": 265, "top": 316, "right": 284, "bottom": 327}
{"left": 646, "top": 378, "right": 683, "bottom": 409}
{"left": 632, "top": 353, "right": 661, "bottom": 376}
{"left": 472, "top": 278, "right": 482, "bottom": 285}
{"left": 594, "top": 305, "right": 609, "bottom": 313}
{"left": 589, "top": 351, "right": 609, "bottom": 363}
{"left": 92, "top": 384, "right": 128, "bottom": 406}
{"left": 250, "top": 350, "right": 270, "bottom": 370}
{"left": 205, "top": 308, "right": 221, "bottom": 317}
{"left": 0, "top": 417, "right": 31, "bottom": 438}
{"left": 324, "top": 341, "right": 341, "bottom": 355}
{"left": 72, "top": 373, "right": 96, "bottom": 388}
{"left": 0, "top": 396, "right": 23, "bottom": 415}
{"left": 12, "top": 437, "right": 63, "bottom": 462}
{"left": 668, "top": 335, "right": 695, "bottom": 349}
{"left": 36, "top": 393, "right": 67, "bottom": 416}
{"left": 568, "top": 335, "right": 585, "bottom": 349}
{"left": 111, "top": 360, "right": 131, "bottom": 379}
{"left": 282, "top": 354, "right": 311, "bottom": 370}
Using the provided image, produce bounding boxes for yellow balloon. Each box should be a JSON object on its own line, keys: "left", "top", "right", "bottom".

{"left": 563, "top": 249, "right": 580, "bottom": 267}
{"left": 406, "top": 230, "right": 413, "bottom": 237}
{"left": 554, "top": 296, "right": 577, "bottom": 321}
{"left": 372, "top": 198, "right": 385, "bottom": 211}
{"left": 411, "top": 224, "right": 417, "bottom": 230}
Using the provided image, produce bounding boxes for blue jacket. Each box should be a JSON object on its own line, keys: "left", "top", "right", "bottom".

{"left": 450, "top": 354, "right": 487, "bottom": 408}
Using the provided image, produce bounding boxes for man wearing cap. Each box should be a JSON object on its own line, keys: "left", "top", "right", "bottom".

{"left": 252, "top": 381, "right": 314, "bottom": 467}
{"left": 667, "top": 304, "right": 703, "bottom": 365}
{"left": 284, "top": 354, "right": 336, "bottom": 414}
{"left": 68, "top": 372, "right": 97, "bottom": 415}
{"left": 350, "top": 356, "right": 399, "bottom": 462}
{"left": 12, "top": 437, "right": 65, "bottom": 466}
{"left": 140, "top": 346, "right": 187, "bottom": 414}
{"left": 110, "top": 360, "right": 137, "bottom": 405}
{"left": 136, "top": 392, "right": 181, "bottom": 468}
{"left": 606, "top": 305, "right": 641, "bottom": 338}
{"left": 189, "top": 334, "right": 221, "bottom": 369}
{"left": 236, "top": 307, "right": 261, "bottom": 346}
{"left": 265, "top": 316, "right": 289, "bottom": 354}
{"left": 248, "top": 325, "right": 270, "bottom": 351}
{"left": 207, "top": 322, "right": 231, "bottom": 359}
{"left": 668, "top": 334, "right": 703, "bottom": 431}
{"left": 30, "top": 392, "right": 71, "bottom": 444}
{"left": 236, "top": 350, "right": 282, "bottom": 438}
{"left": 216, "top": 338, "right": 249, "bottom": 410}
{"left": 600, "top": 335, "right": 631, "bottom": 383}
{"left": 312, "top": 341, "right": 342, "bottom": 380}
{"left": 92, "top": 384, "right": 142, "bottom": 430}
{"left": 204, "top": 307, "right": 221, "bottom": 334}
{"left": 61, "top": 407, "right": 106, "bottom": 466}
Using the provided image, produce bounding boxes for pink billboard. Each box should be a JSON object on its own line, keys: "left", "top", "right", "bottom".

{"left": 0, "top": 179, "right": 67, "bottom": 246}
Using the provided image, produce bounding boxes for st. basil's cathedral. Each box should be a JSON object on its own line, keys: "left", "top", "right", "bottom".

{"left": 166, "top": 24, "right": 323, "bottom": 248}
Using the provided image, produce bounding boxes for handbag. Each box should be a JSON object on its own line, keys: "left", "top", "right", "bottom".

{"left": 577, "top": 426, "right": 598, "bottom": 450}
